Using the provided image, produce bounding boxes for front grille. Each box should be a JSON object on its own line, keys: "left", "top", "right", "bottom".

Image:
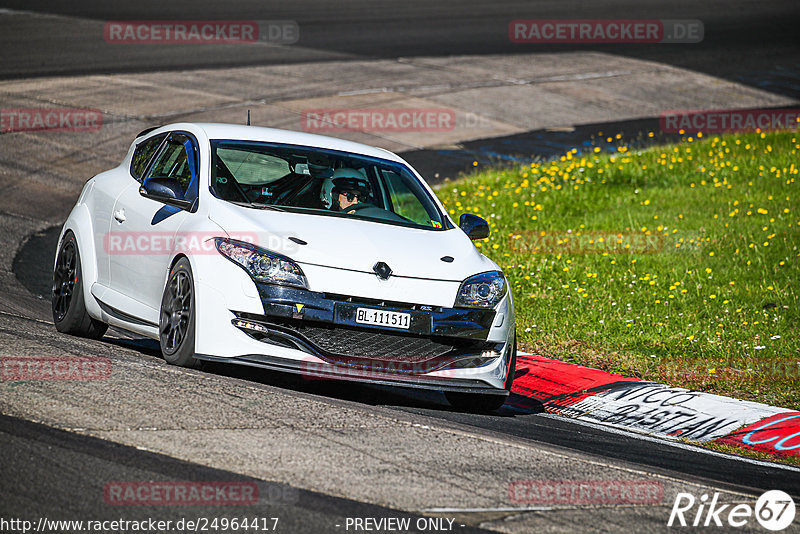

{"left": 282, "top": 321, "right": 459, "bottom": 361}
{"left": 234, "top": 312, "right": 486, "bottom": 364}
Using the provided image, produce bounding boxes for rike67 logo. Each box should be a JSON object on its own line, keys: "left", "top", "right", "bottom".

{"left": 668, "top": 490, "right": 795, "bottom": 530}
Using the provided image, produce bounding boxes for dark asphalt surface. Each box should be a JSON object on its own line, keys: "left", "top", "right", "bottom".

{"left": 0, "top": 0, "right": 798, "bottom": 99}
{"left": 0, "top": 414, "right": 488, "bottom": 533}
{"left": 2, "top": 1, "right": 800, "bottom": 530}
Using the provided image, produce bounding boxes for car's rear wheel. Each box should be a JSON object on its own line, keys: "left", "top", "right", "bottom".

{"left": 445, "top": 331, "right": 517, "bottom": 413}
{"left": 159, "top": 257, "right": 200, "bottom": 368}
{"left": 52, "top": 231, "right": 108, "bottom": 339}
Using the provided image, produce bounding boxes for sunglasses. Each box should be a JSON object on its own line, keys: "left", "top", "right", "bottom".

{"left": 339, "top": 191, "right": 360, "bottom": 202}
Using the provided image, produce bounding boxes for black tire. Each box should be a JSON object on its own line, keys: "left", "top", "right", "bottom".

{"left": 159, "top": 257, "right": 200, "bottom": 368}
{"left": 52, "top": 231, "right": 108, "bottom": 339}
{"left": 445, "top": 331, "right": 517, "bottom": 413}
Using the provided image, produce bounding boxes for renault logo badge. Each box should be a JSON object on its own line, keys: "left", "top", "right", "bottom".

{"left": 373, "top": 262, "right": 392, "bottom": 280}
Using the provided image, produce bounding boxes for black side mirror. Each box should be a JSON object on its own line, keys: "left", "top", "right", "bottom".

{"left": 459, "top": 213, "right": 490, "bottom": 240}
{"left": 139, "top": 176, "right": 193, "bottom": 210}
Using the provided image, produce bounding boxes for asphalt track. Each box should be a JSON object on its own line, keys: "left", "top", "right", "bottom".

{"left": 1, "top": 414, "right": 491, "bottom": 534}
{"left": 1, "top": 0, "right": 799, "bottom": 99}
{"left": 2, "top": 1, "right": 800, "bottom": 532}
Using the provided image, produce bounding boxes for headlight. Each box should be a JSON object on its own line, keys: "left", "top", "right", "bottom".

{"left": 455, "top": 271, "right": 506, "bottom": 309}
{"left": 215, "top": 238, "right": 308, "bottom": 289}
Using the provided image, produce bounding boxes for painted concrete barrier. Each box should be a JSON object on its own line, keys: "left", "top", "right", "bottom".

{"left": 511, "top": 353, "right": 798, "bottom": 459}
{"left": 716, "top": 412, "right": 800, "bottom": 457}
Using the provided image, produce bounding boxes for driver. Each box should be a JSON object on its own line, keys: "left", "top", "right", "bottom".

{"left": 329, "top": 169, "right": 372, "bottom": 214}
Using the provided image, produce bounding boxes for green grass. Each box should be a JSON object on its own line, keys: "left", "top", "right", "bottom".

{"left": 434, "top": 130, "right": 800, "bottom": 409}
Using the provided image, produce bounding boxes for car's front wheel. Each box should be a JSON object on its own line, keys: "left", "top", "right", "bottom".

{"left": 52, "top": 231, "right": 108, "bottom": 339}
{"left": 159, "top": 257, "right": 200, "bottom": 368}
{"left": 445, "top": 332, "right": 517, "bottom": 413}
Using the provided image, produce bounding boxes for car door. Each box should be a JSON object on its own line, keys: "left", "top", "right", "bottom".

{"left": 92, "top": 132, "right": 167, "bottom": 288}
{"left": 108, "top": 132, "right": 200, "bottom": 321}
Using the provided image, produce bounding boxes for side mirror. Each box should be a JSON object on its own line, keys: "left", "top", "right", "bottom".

{"left": 139, "top": 176, "right": 193, "bottom": 210}
{"left": 459, "top": 213, "right": 490, "bottom": 240}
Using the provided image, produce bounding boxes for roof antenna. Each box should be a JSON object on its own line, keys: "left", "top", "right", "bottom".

{"left": 247, "top": 109, "right": 251, "bottom": 126}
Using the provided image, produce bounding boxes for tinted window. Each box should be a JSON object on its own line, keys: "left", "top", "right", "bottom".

{"left": 210, "top": 140, "right": 447, "bottom": 231}
{"left": 382, "top": 169, "right": 440, "bottom": 227}
{"left": 216, "top": 147, "right": 290, "bottom": 185}
{"left": 145, "top": 133, "right": 198, "bottom": 196}
{"left": 130, "top": 133, "right": 166, "bottom": 180}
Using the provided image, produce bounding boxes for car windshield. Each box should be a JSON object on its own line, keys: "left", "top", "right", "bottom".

{"left": 210, "top": 140, "right": 448, "bottom": 230}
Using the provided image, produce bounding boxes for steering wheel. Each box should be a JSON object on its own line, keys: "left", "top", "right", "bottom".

{"left": 344, "top": 202, "right": 371, "bottom": 213}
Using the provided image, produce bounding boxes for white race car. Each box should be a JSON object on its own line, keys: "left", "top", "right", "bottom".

{"left": 53, "top": 123, "right": 515, "bottom": 411}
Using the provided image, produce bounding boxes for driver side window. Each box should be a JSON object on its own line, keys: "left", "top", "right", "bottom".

{"left": 145, "top": 133, "right": 198, "bottom": 199}
{"left": 130, "top": 133, "right": 166, "bottom": 181}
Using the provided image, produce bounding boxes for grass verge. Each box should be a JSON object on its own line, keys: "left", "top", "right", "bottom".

{"left": 434, "top": 130, "right": 799, "bottom": 410}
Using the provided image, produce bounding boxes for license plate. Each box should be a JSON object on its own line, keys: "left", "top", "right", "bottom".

{"left": 355, "top": 308, "right": 411, "bottom": 330}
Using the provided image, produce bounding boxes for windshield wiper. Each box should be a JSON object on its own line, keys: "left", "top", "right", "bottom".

{"left": 230, "top": 201, "right": 286, "bottom": 212}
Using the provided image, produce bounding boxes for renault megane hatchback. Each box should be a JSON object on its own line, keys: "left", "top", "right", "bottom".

{"left": 53, "top": 123, "right": 515, "bottom": 411}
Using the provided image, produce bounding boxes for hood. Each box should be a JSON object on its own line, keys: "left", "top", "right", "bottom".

{"left": 208, "top": 201, "right": 498, "bottom": 282}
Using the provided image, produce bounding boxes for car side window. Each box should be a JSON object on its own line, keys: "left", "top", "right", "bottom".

{"left": 130, "top": 133, "right": 167, "bottom": 181}
{"left": 381, "top": 169, "right": 436, "bottom": 226}
{"left": 145, "top": 133, "right": 199, "bottom": 200}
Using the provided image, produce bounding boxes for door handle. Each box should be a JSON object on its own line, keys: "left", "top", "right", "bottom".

{"left": 113, "top": 209, "right": 126, "bottom": 223}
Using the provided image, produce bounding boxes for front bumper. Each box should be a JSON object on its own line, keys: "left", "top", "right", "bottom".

{"left": 195, "top": 282, "right": 514, "bottom": 393}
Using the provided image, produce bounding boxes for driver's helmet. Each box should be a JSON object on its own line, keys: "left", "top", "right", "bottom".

{"left": 320, "top": 168, "right": 369, "bottom": 208}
